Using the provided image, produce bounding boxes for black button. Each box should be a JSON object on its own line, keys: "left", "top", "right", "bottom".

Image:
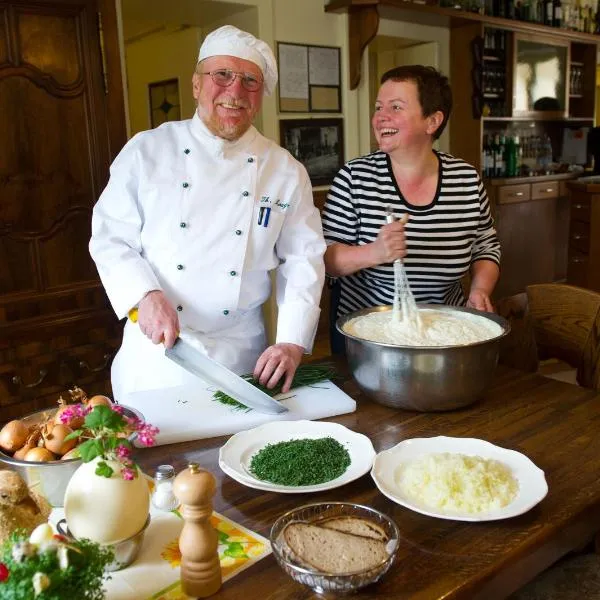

{"left": 177, "top": 305, "right": 183, "bottom": 312}
{"left": 184, "top": 149, "right": 190, "bottom": 154}
{"left": 235, "top": 229, "right": 242, "bottom": 235}
{"left": 230, "top": 270, "right": 237, "bottom": 276}
{"left": 223, "top": 309, "right": 229, "bottom": 315}
{"left": 177, "top": 264, "right": 184, "bottom": 270}
{"left": 182, "top": 182, "right": 189, "bottom": 188}
{"left": 242, "top": 191, "right": 249, "bottom": 197}
{"left": 247, "top": 157, "right": 254, "bottom": 163}
{"left": 180, "top": 222, "right": 187, "bottom": 228}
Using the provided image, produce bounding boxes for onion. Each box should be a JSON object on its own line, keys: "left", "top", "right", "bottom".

{"left": 24, "top": 447, "right": 55, "bottom": 462}
{"left": 43, "top": 424, "right": 76, "bottom": 456}
{"left": 87, "top": 394, "right": 112, "bottom": 408}
{"left": 61, "top": 447, "right": 81, "bottom": 460}
{"left": 13, "top": 442, "right": 35, "bottom": 460}
{"left": 0, "top": 420, "right": 29, "bottom": 453}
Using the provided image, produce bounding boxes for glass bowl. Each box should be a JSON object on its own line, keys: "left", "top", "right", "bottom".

{"left": 270, "top": 502, "right": 399, "bottom": 594}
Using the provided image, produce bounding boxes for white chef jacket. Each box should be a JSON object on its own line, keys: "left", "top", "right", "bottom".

{"left": 90, "top": 113, "right": 325, "bottom": 401}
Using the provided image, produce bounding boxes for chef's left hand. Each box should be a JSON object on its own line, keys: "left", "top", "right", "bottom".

{"left": 467, "top": 288, "right": 494, "bottom": 312}
{"left": 253, "top": 343, "right": 304, "bottom": 393}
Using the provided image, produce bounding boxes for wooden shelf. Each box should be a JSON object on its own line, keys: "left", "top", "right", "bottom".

{"left": 325, "top": 0, "right": 600, "bottom": 89}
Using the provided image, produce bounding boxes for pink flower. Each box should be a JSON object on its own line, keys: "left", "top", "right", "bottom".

{"left": 115, "top": 444, "right": 131, "bottom": 460}
{"left": 121, "top": 468, "right": 135, "bottom": 481}
{"left": 59, "top": 404, "right": 89, "bottom": 424}
{"left": 137, "top": 423, "right": 159, "bottom": 447}
{"left": 111, "top": 405, "right": 124, "bottom": 415}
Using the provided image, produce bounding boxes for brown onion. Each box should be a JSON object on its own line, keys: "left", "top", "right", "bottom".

{"left": 87, "top": 394, "right": 112, "bottom": 408}
{"left": 0, "top": 420, "right": 29, "bottom": 453}
{"left": 24, "top": 447, "right": 55, "bottom": 462}
{"left": 43, "top": 424, "right": 76, "bottom": 456}
{"left": 13, "top": 442, "right": 36, "bottom": 460}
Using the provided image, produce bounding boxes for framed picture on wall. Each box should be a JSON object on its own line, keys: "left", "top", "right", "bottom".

{"left": 277, "top": 42, "right": 341, "bottom": 113}
{"left": 149, "top": 78, "right": 181, "bottom": 128}
{"left": 280, "top": 118, "right": 344, "bottom": 186}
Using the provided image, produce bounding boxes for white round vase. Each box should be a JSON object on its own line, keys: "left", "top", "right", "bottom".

{"left": 64, "top": 456, "right": 149, "bottom": 544}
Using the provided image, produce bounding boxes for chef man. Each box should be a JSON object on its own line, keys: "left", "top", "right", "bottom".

{"left": 89, "top": 25, "right": 326, "bottom": 402}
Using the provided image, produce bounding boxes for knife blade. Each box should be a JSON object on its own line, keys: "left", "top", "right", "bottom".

{"left": 164, "top": 337, "right": 288, "bottom": 414}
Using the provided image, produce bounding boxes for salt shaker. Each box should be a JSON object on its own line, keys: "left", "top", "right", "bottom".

{"left": 152, "top": 465, "right": 179, "bottom": 511}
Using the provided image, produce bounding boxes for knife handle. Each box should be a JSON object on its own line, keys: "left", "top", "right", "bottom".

{"left": 128, "top": 307, "right": 179, "bottom": 344}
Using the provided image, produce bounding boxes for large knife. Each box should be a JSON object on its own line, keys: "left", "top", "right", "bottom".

{"left": 164, "top": 337, "right": 288, "bottom": 415}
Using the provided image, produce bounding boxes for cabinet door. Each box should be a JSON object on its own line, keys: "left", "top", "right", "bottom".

{"left": 495, "top": 197, "right": 557, "bottom": 298}
{"left": 0, "top": 0, "right": 124, "bottom": 318}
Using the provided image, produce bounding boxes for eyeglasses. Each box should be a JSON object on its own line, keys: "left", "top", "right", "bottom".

{"left": 201, "top": 69, "right": 263, "bottom": 92}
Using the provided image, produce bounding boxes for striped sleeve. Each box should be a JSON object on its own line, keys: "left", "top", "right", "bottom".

{"left": 322, "top": 164, "right": 359, "bottom": 245}
{"left": 472, "top": 177, "right": 501, "bottom": 266}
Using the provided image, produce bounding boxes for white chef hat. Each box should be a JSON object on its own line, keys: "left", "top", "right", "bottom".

{"left": 198, "top": 25, "right": 278, "bottom": 96}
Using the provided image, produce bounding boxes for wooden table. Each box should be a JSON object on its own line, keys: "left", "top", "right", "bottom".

{"left": 138, "top": 362, "right": 600, "bottom": 599}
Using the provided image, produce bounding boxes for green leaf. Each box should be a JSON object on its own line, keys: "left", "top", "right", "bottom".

{"left": 84, "top": 405, "right": 123, "bottom": 431}
{"left": 95, "top": 460, "right": 114, "bottom": 478}
{"left": 217, "top": 530, "right": 229, "bottom": 543}
{"left": 64, "top": 429, "right": 82, "bottom": 442}
{"left": 78, "top": 439, "right": 103, "bottom": 463}
{"left": 223, "top": 542, "right": 247, "bottom": 559}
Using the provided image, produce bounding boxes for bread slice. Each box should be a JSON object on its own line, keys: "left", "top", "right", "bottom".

{"left": 315, "top": 516, "right": 388, "bottom": 542}
{"left": 283, "top": 522, "right": 389, "bottom": 574}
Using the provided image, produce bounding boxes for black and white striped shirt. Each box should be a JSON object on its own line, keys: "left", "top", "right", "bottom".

{"left": 322, "top": 150, "right": 501, "bottom": 318}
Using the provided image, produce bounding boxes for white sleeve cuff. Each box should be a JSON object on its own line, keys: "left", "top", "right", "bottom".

{"left": 275, "top": 302, "right": 321, "bottom": 352}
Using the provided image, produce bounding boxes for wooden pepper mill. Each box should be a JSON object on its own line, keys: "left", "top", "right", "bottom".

{"left": 173, "top": 463, "right": 222, "bottom": 598}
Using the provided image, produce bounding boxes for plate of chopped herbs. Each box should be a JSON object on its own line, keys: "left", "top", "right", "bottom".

{"left": 219, "top": 420, "right": 375, "bottom": 493}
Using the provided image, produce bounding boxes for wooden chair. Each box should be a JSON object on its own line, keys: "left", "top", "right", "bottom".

{"left": 501, "top": 285, "right": 600, "bottom": 599}
{"left": 497, "top": 283, "right": 600, "bottom": 391}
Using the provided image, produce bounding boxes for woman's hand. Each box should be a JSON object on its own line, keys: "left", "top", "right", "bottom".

{"left": 467, "top": 288, "right": 494, "bottom": 312}
{"left": 137, "top": 290, "right": 180, "bottom": 347}
{"left": 253, "top": 343, "right": 304, "bottom": 392}
{"left": 372, "top": 216, "right": 408, "bottom": 264}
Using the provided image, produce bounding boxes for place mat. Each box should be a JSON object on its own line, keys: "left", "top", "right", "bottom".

{"left": 49, "top": 482, "right": 271, "bottom": 599}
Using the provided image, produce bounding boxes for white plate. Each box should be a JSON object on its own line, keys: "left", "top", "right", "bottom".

{"left": 371, "top": 436, "right": 548, "bottom": 522}
{"left": 219, "top": 420, "right": 375, "bottom": 494}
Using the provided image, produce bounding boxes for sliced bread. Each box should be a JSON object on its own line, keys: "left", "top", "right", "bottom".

{"left": 283, "top": 522, "right": 389, "bottom": 574}
{"left": 315, "top": 516, "right": 388, "bottom": 542}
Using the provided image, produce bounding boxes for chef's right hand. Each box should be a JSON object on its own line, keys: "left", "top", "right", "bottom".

{"left": 136, "top": 290, "right": 179, "bottom": 348}
{"left": 372, "top": 215, "right": 408, "bottom": 264}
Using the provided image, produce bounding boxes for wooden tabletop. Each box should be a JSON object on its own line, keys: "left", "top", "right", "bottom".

{"left": 137, "top": 361, "right": 600, "bottom": 600}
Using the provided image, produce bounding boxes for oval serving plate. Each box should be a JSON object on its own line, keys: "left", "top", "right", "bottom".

{"left": 219, "top": 420, "right": 375, "bottom": 494}
{"left": 371, "top": 436, "right": 548, "bottom": 522}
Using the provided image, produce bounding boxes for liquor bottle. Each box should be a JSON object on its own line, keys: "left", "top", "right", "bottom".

{"left": 482, "top": 135, "right": 491, "bottom": 177}
{"left": 554, "top": 0, "right": 563, "bottom": 25}
{"left": 562, "top": 0, "right": 571, "bottom": 27}
{"left": 506, "top": 0, "right": 517, "bottom": 18}
{"left": 494, "top": 0, "right": 506, "bottom": 16}
{"left": 496, "top": 134, "right": 506, "bottom": 177}
{"left": 545, "top": 0, "right": 554, "bottom": 23}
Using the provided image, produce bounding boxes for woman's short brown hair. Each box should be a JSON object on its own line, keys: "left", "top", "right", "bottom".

{"left": 380, "top": 65, "right": 452, "bottom": 140}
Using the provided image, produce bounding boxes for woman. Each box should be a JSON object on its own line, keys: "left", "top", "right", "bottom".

{"left": 322, "top": 65, "right": 500, "bottom": 352}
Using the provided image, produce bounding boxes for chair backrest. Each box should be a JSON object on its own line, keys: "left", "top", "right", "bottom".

{"left": 496, "top": 292, "right": 539, "bottom": 374}
{"left": 526, "top": 284, "right": 600, "bottom": 390}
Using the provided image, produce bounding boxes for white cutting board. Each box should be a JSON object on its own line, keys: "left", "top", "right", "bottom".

{"left": 124, "top": 380, "right": 356, "bottom": 446}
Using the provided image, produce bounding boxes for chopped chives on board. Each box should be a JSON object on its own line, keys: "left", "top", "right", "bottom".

{"left": 212, "top": 364, "right": 336, "bottom": 411}
{"left": 249, "top": 436, "right": 351, "bottom": 486}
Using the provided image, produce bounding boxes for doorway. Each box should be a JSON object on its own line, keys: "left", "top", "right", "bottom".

{"left": 118, "top": 0, "right": 260, "bottom": 137}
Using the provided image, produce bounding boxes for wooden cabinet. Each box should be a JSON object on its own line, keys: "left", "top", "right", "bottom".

{"left": 0, "top": 0, "right": 126, "bottom": 422}
{"left": 566, "top": 180, "right": 600, "bottom": 292}
{"left": 487, "top": 175, "right": 574, "bottom": 298}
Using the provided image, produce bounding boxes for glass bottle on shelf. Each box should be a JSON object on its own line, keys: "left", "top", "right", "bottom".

{"left": 554, "top": 0, "right": 563, "bottom": 25}
{"left": 545, "top": 0, "right": 554, "bottom": 24}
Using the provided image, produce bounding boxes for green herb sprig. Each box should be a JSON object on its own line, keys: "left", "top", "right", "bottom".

{"left": 249, "top": 436, "right": 351, "bottom": 486}
{"left": 213, "top": 363, "right": 336, "bottom": 411}
{"left": 0, "top": 530, "right": 113, "bottom": 600}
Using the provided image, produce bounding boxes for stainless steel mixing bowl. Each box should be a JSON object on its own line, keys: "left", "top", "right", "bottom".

{"left": 337, "top": 304, "right": 509, "bottom": 411}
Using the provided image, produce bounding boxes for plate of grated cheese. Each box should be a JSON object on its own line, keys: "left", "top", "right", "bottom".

{"left": 371, "top": 436, "right": 548, "bottom": 522}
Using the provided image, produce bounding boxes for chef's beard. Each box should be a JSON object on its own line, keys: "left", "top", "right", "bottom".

{"left": 197, "top": 99, "right": 256, "bottom": 141}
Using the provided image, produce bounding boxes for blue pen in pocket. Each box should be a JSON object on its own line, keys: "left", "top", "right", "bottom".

{"left": 258, "top": 206, "right": 271, "bottom": 227}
